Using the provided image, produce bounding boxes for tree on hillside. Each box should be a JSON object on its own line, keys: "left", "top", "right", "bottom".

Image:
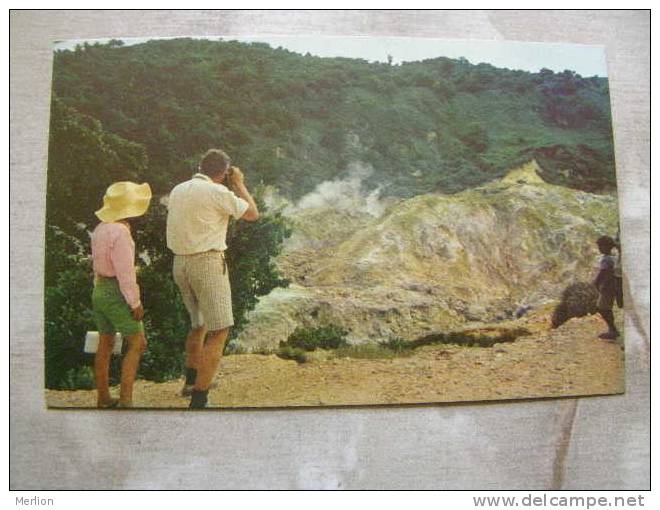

{"left": 47, "top": 97, "right": 148, "bottom": 239}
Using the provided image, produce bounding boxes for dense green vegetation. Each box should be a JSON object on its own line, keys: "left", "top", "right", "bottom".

{"left": 52, "top": 38, "right": 616, "bottom": 198}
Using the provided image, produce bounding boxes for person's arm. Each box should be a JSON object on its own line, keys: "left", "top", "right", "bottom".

{"left": 228, "top": 167, "right": 259, "bottom": 222}
{"left": 110, "top": 228, "right": 144, "bottom": 320}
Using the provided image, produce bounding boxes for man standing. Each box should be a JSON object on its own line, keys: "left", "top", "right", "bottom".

{"left": 166, "top": 149, "right": 259, "bottom": 408}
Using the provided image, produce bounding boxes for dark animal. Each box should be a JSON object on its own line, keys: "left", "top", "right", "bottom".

{"left": 551, "top": 282, "right": 599, "bottom": 329}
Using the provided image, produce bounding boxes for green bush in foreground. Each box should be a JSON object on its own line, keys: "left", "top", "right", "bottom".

{"left": 277, "top": 345, "right": 309, "bottom": 364}
{"left": 276, "top": 324, "right": 348, "bottom": 363}
{"left": 60, "top": 366, "right": 96, "bottom": 390}
{"left": 281, "top": 324, "right": 349, "bottom": 352}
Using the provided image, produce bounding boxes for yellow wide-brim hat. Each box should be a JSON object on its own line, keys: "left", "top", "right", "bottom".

{"left": 95, "top": 182, "right": 152, "bottom": 223}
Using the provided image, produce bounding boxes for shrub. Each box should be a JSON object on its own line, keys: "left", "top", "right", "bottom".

{"left": 281, "top": 324, "right": 349, "bottom": 351}
{"left": 137, "top": 321, "right": 186, "bottom": 382}
{"left": 224, "top": 341, "right": 248, "bottom": 355}
{"left": 44, "top": 227, "right": 95, "bottom": 389}
{"left": 60, "top": 366, "right": 96, "bottom": 390}
{"left": 253, "top": 346, "right": 276, "bottom": 356}
{"left": 378, "top": 336, "right": 412, "bottom": 353}
{"left": 333, "top": 343, "right": 412, "bottom": 360}
{"left": 225, "top": 197, "right": 292, "bottom": 335}
{"left": 551, "top": 281, "right": 598, "bottom": 328}
{"left": 412, "top": 328, "right": 530, "bottom": 349}
{"left": 276, "top": 345, "right": 308, "bottom": 363}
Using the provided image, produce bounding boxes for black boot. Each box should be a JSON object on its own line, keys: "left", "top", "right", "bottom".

{"left": 189, "top": 389, "right": 209, "bottom": 409}
{"left": 185, "top": 367, "right": 197, "bottom": 385}
{"left": 181, "top": 368, "right": 197, "bottom": 397}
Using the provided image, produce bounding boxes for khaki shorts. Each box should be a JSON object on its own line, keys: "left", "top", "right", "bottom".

{"left": 173, "top": 251, "right": 234, "bottom": 331}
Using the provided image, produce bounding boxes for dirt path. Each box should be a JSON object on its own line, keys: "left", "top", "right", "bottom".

{"left": 46, "top": 312, "right": 624, "bottom": 409}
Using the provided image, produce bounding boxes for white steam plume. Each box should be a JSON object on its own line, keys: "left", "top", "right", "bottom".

{"left": 286, "top": 162, "right": 386, "bottom": 218}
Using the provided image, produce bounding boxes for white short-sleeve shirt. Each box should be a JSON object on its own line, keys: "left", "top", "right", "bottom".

{"left": 166, "top": 173, "right": 249, "bottom": 255}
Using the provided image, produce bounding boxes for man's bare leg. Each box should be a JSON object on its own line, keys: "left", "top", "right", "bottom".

{"left": 190, "top": 328, "right": 230, "bottom": 408}
{"left": 119, "top": 331, "right": 147, "bottom": 407}
{"left": 95, "top": 333, "right": 117, "bottom": 407}
{"left": 182, "top": 326, "right": 205, "bottom": 395}
{"left": 185, "top": 326, "right": 205, "bottom": 369}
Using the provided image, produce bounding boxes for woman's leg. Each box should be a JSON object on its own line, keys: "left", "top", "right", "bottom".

{"left": 119, "top": 331, "right": 147, "bottom": 406}
{"left": 95, "top": 333, "right": 116, "bottom": 407}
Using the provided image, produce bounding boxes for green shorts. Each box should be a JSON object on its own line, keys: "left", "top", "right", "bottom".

{"left": 92, "top": 277, "right": 143, "bottom": 336}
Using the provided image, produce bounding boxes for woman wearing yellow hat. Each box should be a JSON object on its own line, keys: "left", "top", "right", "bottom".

{"left": 91, "top": 181, "right": 152, "bottom": 407}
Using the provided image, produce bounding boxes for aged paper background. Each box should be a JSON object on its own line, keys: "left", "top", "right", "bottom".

{"left": 10, "top": 10, "right": 649, "bottom": 489}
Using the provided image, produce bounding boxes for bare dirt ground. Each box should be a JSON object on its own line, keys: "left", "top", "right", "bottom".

{"left": 46, "top": 310, "right": 624, "bottom": 409}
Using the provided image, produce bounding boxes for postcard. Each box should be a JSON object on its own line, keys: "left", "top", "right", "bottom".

{"left": 44, "top": 36, "right": 624, "bottom": 408}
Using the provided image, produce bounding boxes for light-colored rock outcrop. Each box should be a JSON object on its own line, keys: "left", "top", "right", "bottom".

{"left": 238, "top": 161, "right": 619, "bottom": 350}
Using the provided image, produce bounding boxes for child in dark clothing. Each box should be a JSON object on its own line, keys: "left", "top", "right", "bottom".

{"left": 593, "top": 235, "right": 622, "bottom": 340}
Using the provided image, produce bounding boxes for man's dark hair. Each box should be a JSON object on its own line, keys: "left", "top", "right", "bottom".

{"left": 597, "top": 235, "right": 616, "bottom": 249}
{"left": 200, "top": 149, "right": 231, "bottom": 177}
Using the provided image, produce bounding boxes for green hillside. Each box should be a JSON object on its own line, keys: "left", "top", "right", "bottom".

{"left": 51, "top": 37, "right": 616, "bottom": 199}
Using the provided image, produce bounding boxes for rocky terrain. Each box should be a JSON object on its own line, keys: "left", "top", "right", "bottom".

{"left": 45, "top": 307, "right": 625, "bottom": 408}
{"left": 236, "top": 160, "right": 619, "bottom": 351}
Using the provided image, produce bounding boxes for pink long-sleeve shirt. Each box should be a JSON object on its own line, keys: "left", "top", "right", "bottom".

{"left": 91, "top": 222, "right": 141, "bottom": 309}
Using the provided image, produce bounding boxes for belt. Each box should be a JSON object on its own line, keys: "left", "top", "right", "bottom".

{"left": 176, "top": 249, "right": 225, "bottom": 257}
{"left": 94, "top": 274, "right": 117, "bottom": 284}
{"left": 176, "top": 250, "right": 227, "bottom": 274}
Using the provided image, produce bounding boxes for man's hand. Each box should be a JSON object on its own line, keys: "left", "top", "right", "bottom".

{"left": 228, "top": 166, "right": 260, "bottom": 221}
{"left": 132, "top": 303, "right": 144, "bottom": 321}
{"left": 228, "top": 166, "right": 245, "bottom": 188}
